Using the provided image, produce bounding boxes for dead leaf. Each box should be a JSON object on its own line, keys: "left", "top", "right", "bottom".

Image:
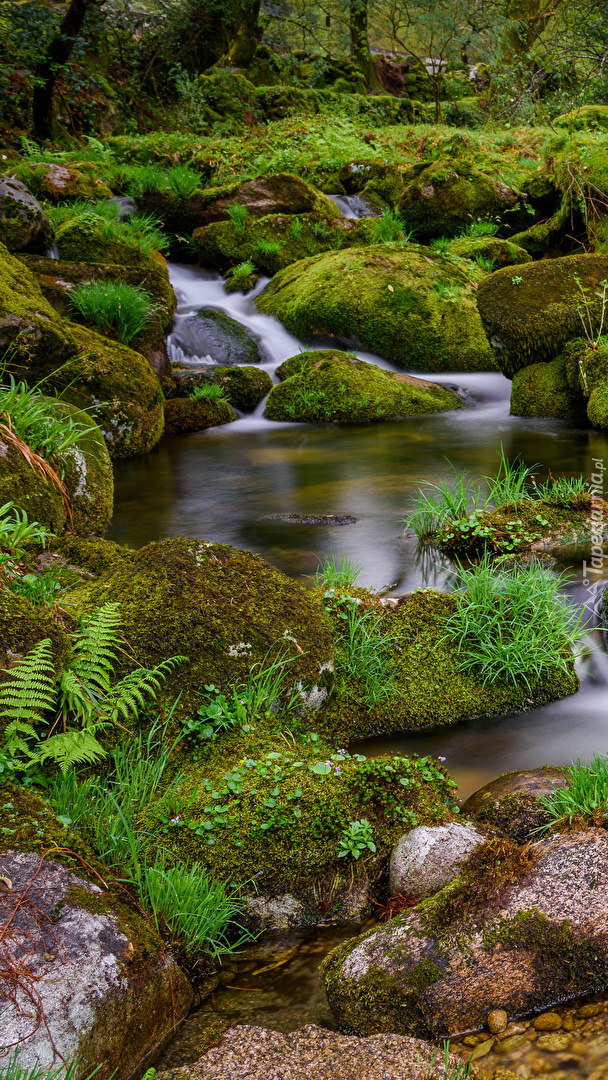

{"left": 387, "top": 284, "right": 394, "bottom": 292}
{"left": 0, "top": 876, "right": 12, "bottom": 890}
{"left": 470, "top": 1038, "right": 494, "bottom": 1060}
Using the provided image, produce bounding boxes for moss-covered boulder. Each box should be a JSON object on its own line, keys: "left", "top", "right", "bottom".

{"left": 462, "top": 767, "right": 568, "bottom": 843}
{"left": 554, "top": 105, "right": 608, "bottom": 131}
{"left": 55, "top": 216, "right": 169, "bottom": 280}
{"left": 185, "top": 172, "right": 340, "bottom": 228}
{"left": 0, "top": 176, "right": 53, "bottom": 253}
{"left": 164, "top": 396, "right": 237, "bottom": 434}
{"left": 257, "top": 246, "right": 495, "bottom": 373}
{"left": 511, "top": 356, "right": 586, "bottom": 419}
{"left": 319, "top": 590, "right": 578, "bottom": 742}
{"left": 264, "top": 350, "right": 462, "bottom": 422}
{"left": 0, "top": 242, "right": 76, "bottom": 367}
{"left": 397, "top": 160, "right": 519, "bottom": 241}
{"left": 0, "top": 590, "right": 72, "bottom": 670}
{"left": 338, "top": 160, "right": 405, "bottom": 209}
{"left": 322, "top": 830, "right": 608, "bottom": 1037}
{"left": 446, "top": 235, "right": 532, "bottom": 268}
{"left": 561, "top": 338, "right": 608, "bottom": 429}
{"left": 16, "top": 161, "right": 114, "bottom": 202}
{"left": 476, "top": 254, "right": 608, "bottom": 376}
{"left": 171, "top": 307, "right": 264, "bottom": 366}
{"left": 14, "top": 324, "right": 164, "bottom": 459}
{"left": 0, "top": 401, "right": 113, "bottom": 536}
{"left": 173, "top": 366, "right": 272, "bottom": 410}
{"left": 68, "top": 537, "right": 335, "bottom": 720}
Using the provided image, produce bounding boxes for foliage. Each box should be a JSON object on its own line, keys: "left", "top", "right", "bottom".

{"left": 227, "top": 202, "right": 249, "bottom": 236}
{"left": 314, "top": 552, "right": 361, "bottom": 589}
{"left": 0, "top": 604, "right": 185, "bottom": 773}
{"left": 337, "top": 817, "right": 376, "bottom": 860}
{"left": 484, "top": 446, "right": 537, "bottom": 509}
{"left": 334, "top": 600, "right": 398, "bottom": 706}
{"left": 0, "top": 1051, "right": 106, "bottom": 1080}
{"left": 142, "top": 861, "right": 249, "bottom": 958}
{"left": 47, "top": 200, "right": 169, "bottom": 256}
{"left": 165, "top": 164, "right": 203, "bottom": 198}
{"left": 70, "top": 281, "right": 154, "bottom": 345}
{"left": 0, "top": 375, "right": 97, "bottom": 466}
{"left": 533, "top": 474, "right": 592, "bottom": 507}
{"left": 539, "top": 754, "right": 608, "bottom": 827}
{"left": 374, "top": 208, "right": 406, "bottom": 244}
{"left": 226, "top": 259, "right": 257, "bottom": 292}
{"left": 461, "top": 221, "right": 500, "bottom": 238}
{"left": 440, "top": 555, "right": 585, "bottom": 688}
{"left": 188, "top": 383, "right": 228, "bottom": 403}
{"left": 403, "top": 468, "right": 488, "bottom": 539}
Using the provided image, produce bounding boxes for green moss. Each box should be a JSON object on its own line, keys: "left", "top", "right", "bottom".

{"left": 0, "top": 241, "right": 76, "bottom": 369}
{"left": 511, "top": 356, "right": 586, "bottom": 419}
{"left": 0, "top": 590, "right": 72, "bottom": 669}
{"left": 484, "top": 909, "right": 607, "bottom": 996}
{"left": 0, "top": 438, "right": 65, "bottom": 534}
{"left": 476, "top": 253, "right": 608, "bottom": 376}
{"left": 173, "top": 367, "right": 272, "bottom": 411}
{"left": 439, "top": 497, "right": 597, "bottom": 557}
{"left": 16, "top": 162, "right": 114, "bottom": 203}
{"left": 186, "top": 171, "right": 340, "bottom": 227}
{"left": 56, "top": 217, "right": 168, "bottom": 278}
{"left": 468, "top": 790, "right": 555, "bottom": 844}
{"left": 256, "top": 245, "right": 495, "bottom": 374}
{"left": 397, "top": 158, "right": 518, "bottom": 240}
{"left": 264, "top": 350, "right": 462, "bottom": 423}
{"left": 52, "top": 535, "right": 134, "bottom": 575}
{"left": 554, "top": 105, "right": 608, "bottom": 132}
{"left": 319, "top": 589, "right": 578, "bottom": 741}
{"left": 446, "top": 236, "right": 532, "bottom": 268}
{"left": 164, "top": 397, "right": 237, "bottom": 434}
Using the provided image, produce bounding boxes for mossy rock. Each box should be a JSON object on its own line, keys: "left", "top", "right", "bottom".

{"left": 397, "top": 159, "right": 519, "bottom": 241}
{"left": 164, "top": 397, "right": 237, "bottom": 434}
{"left": 561, "top": 339, "right": 608, "bottom": 429}
{"left": 0, "top": 177, "right": 53, "bottom": 253}
{"left": 55, "top": 216, "right": 169, "bottom": 280}
{"left": 476, "top": 254, "right": 608, "bottom": 377}
{"left": 170, "top": 308, "right": 264, "bottom": 366}
{"left": 16, "top": 161, "right": 114, "bottom": 202}
{"left": 553, "top": 105, "right": 608, "bottom": 131}
{"left": 0, "top": 591, "right": 72, "bottom": 671}
{"left": 319, "top": 590, "right": 578, "bottom": 742}
{"left": 511, "top": 357, "right": 587, "bottom": 419}
{"left": 52, "top": 535, "right": 133, "bottom": 576}
{"left": 446, "top": 236, "right": 532, "bottom": 268}
{"left": 462, "top": 767, "right": 568, "bottom": 843}
{"left": 192, "top": 212, "right": 377, "bottom": 276}
{"left": 67, "top": 537, "right": 335, "bottom": 722}
{"left": 257, "top": 245, "right": 495, "bottom": 373}
{"left": 188, "top": 172, "right": 340, "bottom": 227}
{"left": 0, "top": 241, "right": 76, "bottom": 369}
{"left": 264, "top": 350, "right": 462, "bottom": 423}
{"left": 0, "top": 401, "right": 113, "bottom": 537}
{"left": 338, "top": 161, "right": 404, "bottom": 208}
{"left": 0, "top": 784, "right": 105, "bottom": 876}
{"left": 173, "top": 366, "right": 272, "bottom": 410}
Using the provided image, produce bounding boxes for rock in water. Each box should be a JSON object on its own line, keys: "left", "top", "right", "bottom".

{"left": 323, "top": 830, "right": 608, "bottom": 1037}
{"left": 171, "top": 308, "right": 264, "bottom": 366}
{"left": 389, "top": 823, "right": 484, "bottom": 899}
{"left": 0, "top": 851, "right": 192, "bottom": 1079}
{"left": 0, "top": 177, "right": 54, "bottom": 253}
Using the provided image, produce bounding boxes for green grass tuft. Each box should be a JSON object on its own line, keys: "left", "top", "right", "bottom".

{"left": 69, "top": 280, "right": 154, "bottom": 345}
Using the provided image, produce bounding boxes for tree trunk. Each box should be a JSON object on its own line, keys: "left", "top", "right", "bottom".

{"left": 230, "top": 0, "right": 262, "bottom": 68}
{"left": 349, "top": 0, "right": 381, "bottom": 89}
{"left": 33, "top": 0, "right": 98, "bottom": 141}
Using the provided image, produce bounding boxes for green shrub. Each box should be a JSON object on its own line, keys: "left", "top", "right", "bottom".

{"left": 70, "top": 281, "right": 154, "bottom": 345}
{"left": 227, "top": 202, "right": 249, "bottom": 235}
{"left": 189, "top": 383, "right": 228, "bottom": 403}
{"left": 539, "top": 755, "right": 608, "bottom": 827}
{"left": 337, "top": 818, "right": 376, "bottom": 860}
{"left": 165, "top": 164, "right": 203, "bottom": 198}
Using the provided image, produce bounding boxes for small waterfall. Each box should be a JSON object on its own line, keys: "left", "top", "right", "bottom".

{"left": 327, "top": 194, "right": 378, "bottom": 219}
{"left": 46, "top": 243, "right": 59, "bottom": 260}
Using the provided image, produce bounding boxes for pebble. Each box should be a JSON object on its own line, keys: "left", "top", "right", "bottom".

{"left": 533, "top": 1013, "right": 562, "bottom": 1031}
{"left": 579, "top": 1004, "right": 603, "bottom": 1018}
{"left": 535, "top": 1034, "right": 571, "bottom": 1052}
{"left": 488, "top": 1010, "right": 509, "bottom": 1034}
{"left": 500, "top": 1035, "right": 529, "bottom": 1052}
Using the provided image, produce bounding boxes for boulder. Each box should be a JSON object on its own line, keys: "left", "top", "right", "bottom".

{"left": 0, "top": 176, "right": 54, "bottom": 253}
{"left": 323, "top": 830, "right": 608, "bottom": 1037}
{"left": 173, "top": 367, "right": 272, "bottom": 411}
{"left": 55, "top": 215, "right": 169, "bottom": 280}
{"left": 186, "top": 172, "right": 340, "bottom": 228}
{"left": 264, "top": 350, "right": 462, "bottom": 422}
{"left": 164, "top": 396, "right": 237, "bottom": 434}
{"left": 462, "top": 767, "right": 568, "bottom": 843}
{"left": 476, "top": 254, "right": 608, "bottom": 377}
{"left": 446, "top": 235, "right": 532, "bottom": 268}
{"left": 0, "top": 851, "right": 192, "bottom": 1080}
{"left": 16, "top": 161, "right": 113, "bottom": 203}
{"left": 0, "top": 591, "right": 71, "bottom": 671}
{"left": 154, "top": 1024, "right": 474, "bottom": 1080}
{"left": 389, "top": 823, "right": 484, "bottom": 899}
{"left": 257, "top": 246, "right": 495, "bottom": 373}
{"left": 397, "top": 159, "right": 519, "bottom": 241}
{"left": 510, "top": 356, "right": 586, "bottom": 419}
{"left": 170, "top": 308, "right": 264, "bottom": 366}
{"left": 0, "top": 241, "right": 76, "bottom": 369}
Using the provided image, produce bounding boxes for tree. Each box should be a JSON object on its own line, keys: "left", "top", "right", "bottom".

{"left": 33, "top": 0, "right": 100, "bottom": 141}
{"left": 230, "top": 0, "right": 263, "bottom": 66}
{"left": 349, "top": 0, "right": 381, "bottom": 86}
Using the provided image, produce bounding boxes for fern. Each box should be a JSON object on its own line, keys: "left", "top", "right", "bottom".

{"left": 66, "top": 603, "right": 124, "bottom": 694}
{"left": 33, "top": 729, "right": 108, "bottom": 773}
{"left": 104, "top": 656, "right": 187, "bottom": 722}
{"left": 0, "top": 640, "right": 56, "bottom": 725}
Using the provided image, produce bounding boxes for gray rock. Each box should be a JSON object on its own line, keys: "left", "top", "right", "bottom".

{"left": 389, "top": 822, "right": 484, "bottom": 899}
{"left": 324, "top": 829, "right": 608, "bottom": 1037}
{"left": 0, "top": 851, "right": 192, "bottom": 1079}
{"left": 241, "top": 872, "right": 372, "bottom": 932}
{"left": 0, "top": 176, "right": 54, "bottom": 253}
{"left": 171, "top": 308, "right": 264, "bottom": 366}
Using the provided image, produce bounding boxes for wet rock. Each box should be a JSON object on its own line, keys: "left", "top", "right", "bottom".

{"left": 240, "top": 869, "right": 373, "bottom": 933}
{"left": 268, "top": 513, "right": 358, "bottom": 526}
{"left": 164, "top": 397, "right": 237, "bottom": 434}
{"left": 192, "top": 172, "right": 340, "bottom": 227}
{"left": 488, "top": 1009, "right": 508, "bottom": 1034}
{"left": 171, "top": 308, "right": 264, "bottom": 366}
{"left": 462, "top": 767, "right": 568, "bottom": 843}
{"left": 537, "top": 1032, "right": 570, "bottom": 1050}
{"left": 0, "top": 241, "right": 76, "bottom": 368}
{"left": 173, "top": 366, "right": 272, "bottom": 411}
{"left": 0, "top": 176, "right": 54, "bottom": 253}
{"left": 389, "top": 822, "right": 485, "bottom": 899}
{"left": 533, "top": 1012, "right": 563, "bottom": 1030}
{"left": 510, "top": 356, "right": 587, "bottom": 421}
{"left": 323, "top": 829, "right": 608, "bottom": 1037}
{"left": 0, "top": 851, "right": 192, "bottom": 1080}
{"left": 154, "top": 1023, "right": 474, "bottom": 1080}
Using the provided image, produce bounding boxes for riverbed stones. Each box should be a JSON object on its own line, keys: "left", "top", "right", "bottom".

{"left": 323, "top": 829, "right": 608, "bottom": 1037}
{"left": 0, "top": 176, "right": 54, "bottom": 253}
{"left": 171, "top": 307, "right": 264, "bottom": 366}
{"left": 533, "top": 1012, "right": 563, "bottom": 1030}
{"left": 0, "top": 851, "right": 192, "bottom": 1080}
{"left": 389, "top": 822, "right": 484, "bottom": 899}
{"left": 462, "top": 767, "right": 568, "bottom": 843}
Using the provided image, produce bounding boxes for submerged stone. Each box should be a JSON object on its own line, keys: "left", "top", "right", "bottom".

{"left": 171, "top": 307, "right": 264, "bottom": 366}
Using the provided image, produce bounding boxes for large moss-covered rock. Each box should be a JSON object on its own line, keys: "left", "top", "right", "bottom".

{"left": 510, "top": 356, "right": 586, "bottom": 419}
{"left": 0, "top": 176, "right": 53, "bottom": 253}
{"left": 561, "top": 338, "right": 608, "bottom": 429}
{"left": 172, "top": 366, "right": 272, "bottom": 410}
{"left": 476, "top": 254, "right": 608, "bottom": 376}
{"left": 185, "top": 172, "right": 340, "bottom": 228}
{"left": 0, "top": 590, "right": 71, "bottom": 670}
{"left": 16, "top": 161, "right": 114, "bottom": 202}
{"left": 0, "top": 241, "right": 76, "bottom": 367}
{"left": 164, "top": 396, "right": 237, "bottom": 433}
{"left": 257, "top": 246, "right": 495, "bottom": 373}
{"left": 0, "top": 851, "right": 192, "bottom": 1080}
{"left": 462, "top": 767, "right": 568, "bottom": 843}
{"left": 171, "top": 307, "right": 264, "bottom": 366}
{"left": 67, "top": 537, "right": 335, "bottom": 719}
{"left": 397, "top": 160, "right": 519, "bottom": 241}
{"left": 554, "top": 105, "right": 608, "bottom": 132}
{"left": 446, "top": 235, "right": 532, "bottom": 268}
{"left": 264, "top": 350, "right": 462, "bottom": 422}
{"left": 322, "top": 830, "right": 608, "bottom": 1037}
{"left": 55, "top": 216, "right": 169, "bottom": 280}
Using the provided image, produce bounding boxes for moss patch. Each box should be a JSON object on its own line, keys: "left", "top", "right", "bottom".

{"left": 446, "top": 235, "right": 532, "bottom": 268}
{"left": 0, "top": 590, "right": 72, "bottom": 670}
{"left": 0, "top": 241, "right": 76, "bottom": 369}
{"left": 436, "top": 497, "right": 599, "bottom": 558}
{"left": 172, "top": 367, "right": 272, "bottom": 411}
{"left": 264, "top": 350, "right": 462, "bottom": 422}
{"left": 397, "top": 158, "right": 519, "bottom": 240}
{"left": 257, "top": 245, "right": 495, "bottom": 374}
{"left": 511, "top": 356, "right": 587, "bottom": 419}
{"left": 164, "top": 397, "right": 237, "bottom": 434}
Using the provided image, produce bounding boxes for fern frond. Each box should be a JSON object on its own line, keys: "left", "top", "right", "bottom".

{"left": 33, "top": 729, "right": 107, "bottom": 773}
{"left": 3, "top": 719, "right": 38, "bottom": 758}
{"left": 68, "top": 603, "right": 124, "bottom": 693}
{"left": 104, "top": 656, "right": 187, "bottom": 722}
{"left": 57, "top": 669, "right": 102, "bottom": 725}
{"left": 0, "top": 640, "right": 56, "bottom": 725}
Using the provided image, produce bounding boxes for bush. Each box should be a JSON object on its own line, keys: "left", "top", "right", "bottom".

{"left": 70, "top": 281, "right": 154, "bottom": 345}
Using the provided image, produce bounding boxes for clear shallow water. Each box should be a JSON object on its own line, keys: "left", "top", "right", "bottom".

{"left": 110, "top": 263, "right": 608, "bottom": 795}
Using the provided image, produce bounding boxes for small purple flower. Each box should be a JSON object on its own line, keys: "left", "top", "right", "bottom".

{"left": 335, "top": 766, "right": 342, "bottom": 774}
{"left": 325, "top": 760, "right": 332, "bottom": 768}
{"left": 438, "top": 756, "right": 446, "bottom": 762}
{"left": 338, "top": 748, "right": 346, "bottom": 755}
{"left": 171, "top": 816, "right": 181, "bottom": 824}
